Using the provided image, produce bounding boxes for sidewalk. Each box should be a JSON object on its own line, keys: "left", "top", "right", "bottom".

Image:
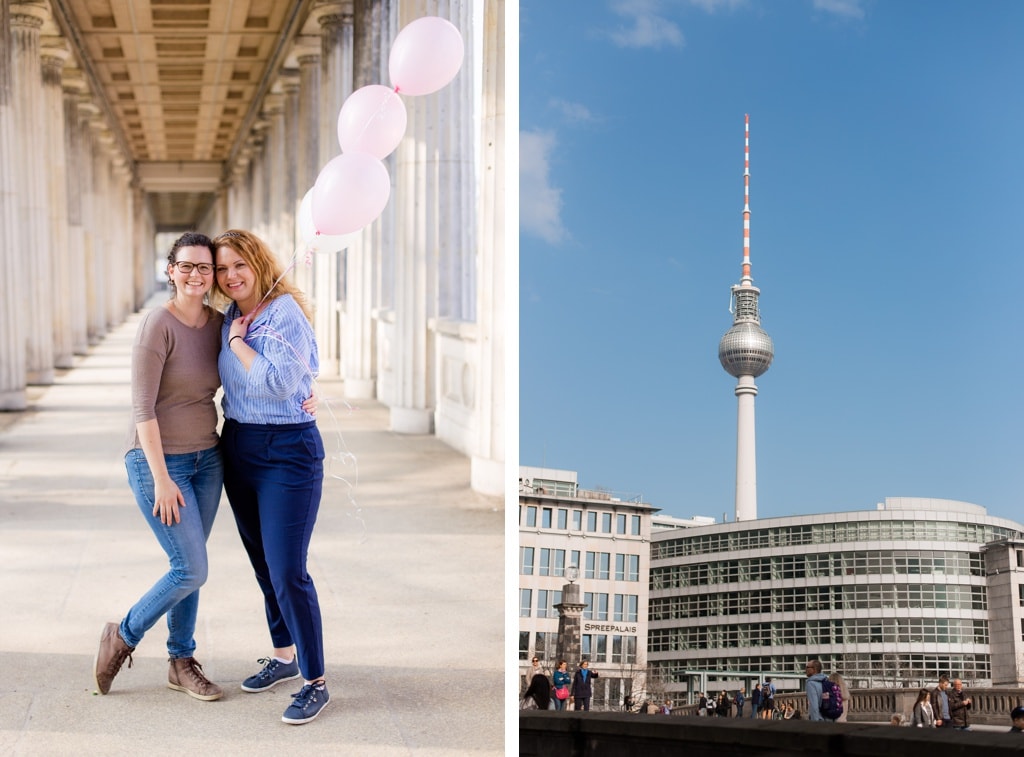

{"left": 0, "top": 303, "right": 504, "bottom": 756}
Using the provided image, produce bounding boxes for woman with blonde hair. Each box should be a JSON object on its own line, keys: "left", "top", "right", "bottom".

{"left": 213, "top": 230, "right": 327, "bottom": 725}
{"left": 829, "top": 671, "right": 850, "bottom": 722}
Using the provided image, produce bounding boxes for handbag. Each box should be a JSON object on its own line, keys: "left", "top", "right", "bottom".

{"left": 555, "top": 686, "right": 569, "bottom": 700}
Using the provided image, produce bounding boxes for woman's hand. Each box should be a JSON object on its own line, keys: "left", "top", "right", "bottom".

{"left": 301, "top": 391, "right": 318, "bottom": 416}
{"left": 152, "top": 475, "right": 186, "bottom": 525}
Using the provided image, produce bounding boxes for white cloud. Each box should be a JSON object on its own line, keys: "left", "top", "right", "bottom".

{"left": 548, "top": 98, "right": 598, "bottom": 124}
{"left": 520, "top": 130, "right": 568, "bottom": 245}
{"left": 812, "top": 0, "right": 865, "bottom": 20}
{"left": 608, "top": 0, "right": 685, "bottom": 49}
{"left": 688, "top": 0, "right": 747, "bottom": 12}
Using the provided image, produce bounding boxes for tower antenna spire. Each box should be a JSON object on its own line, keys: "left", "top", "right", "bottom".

{"left": 718, "top": 115, "right": 774, "bottom": 522}
{"left": 742, "top": 113, "right": 751, "bottom": 284}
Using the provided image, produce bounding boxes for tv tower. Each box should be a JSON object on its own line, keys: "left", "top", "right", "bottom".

{"left": 718, "top": 115, "right": 774, "bottom": 522}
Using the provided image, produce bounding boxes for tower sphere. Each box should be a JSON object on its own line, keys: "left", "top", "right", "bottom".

{"left": 718, "top": 321, "right": 774, "bottom": 378}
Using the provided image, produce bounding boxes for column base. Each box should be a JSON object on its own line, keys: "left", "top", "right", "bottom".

{"left": 0, "top": 390, "right": 28, "bottom": 411}
{"left": 343, "top": 377, "right": 376, "bottom": 400}
{"left": 471, "top": 455, "right": 504, "bottom": 497}
{"left": 27, "top": 369, "right": 55, "bottom": 386}
{"left": 389, "top": 406, "right": 433, "bottom": 435}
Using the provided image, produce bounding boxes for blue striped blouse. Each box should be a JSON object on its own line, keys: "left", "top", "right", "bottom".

{"left": 218, "top": 294, "right": 319, "bottom": 425}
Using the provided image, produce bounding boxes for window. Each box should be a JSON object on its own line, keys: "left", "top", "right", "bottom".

{"left": 571, "top": 550, "right": 581, "bottom": 575}
{"left": 539, "top": 548, "right": 551, "bottom": 576}
{"left": 520, "top": 589, "right": 532, "bottom": 617}
{"left": 1019, "top": 585, "right": 1024, "bottom": 608}
{"left": 553, "top": 549, "right": 566, "bottom": 577}
{"left": 535, "top": 631, "right": 557, "bottom": 660}
{"left": 557, "top": 509, "right": 568, "bottom": 530}
{"left": 627, "top": 554, "right": 640, "bottom": 582}
{"left": 525, "top": 506, "right": 536, "bottom": 527}
{"left": 614, "top": 594, "right": 638, "bottom": 622}
{"left": 520, "top": 547, "right": 534, "bottom": 575}
{"left": 631, "top": 515, "right": 641, "bottom": 535}
{"left": 542, "top": 508, "right": 553, "bottom": 529}
{"left": 587, "top": 511, "right": 597, "bottom": 532}
{"left": 602, "top": 512, "right": 612, "bottom": 533}
{"left": 584, "top": 592, "right": 608, "bottom": 621}
{"left": 615, "top": 554, "right": 626, "bottom": 581}
{"left": 519, "top": 631, "right": 529, "bottom": 660}
{"left": 598, "top": 552, "right": 610, "bottom": 580}
{"left": 611, "top": 635, "right": 637, "bottom": 663}
{"left": 585, "top": 552, "right": 596, "bottom": 579}
{"left": 572, "top": 510, "right": 583, "bottom": 530}
{"left": 538, "top": 589, "right": 552, "bottom": 618}
{"left": 616, "top": 514, "right": 627, "bottom": 534}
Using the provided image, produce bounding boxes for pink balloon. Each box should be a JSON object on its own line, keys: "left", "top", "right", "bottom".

{"left": 337, "top": 84, "right": 408, "bottom": 159}
{"left": 311, "top": 153, "right": 391, "bottom": 236}
{"left": 388, "top": 16, "right": 464, "bottom": 96}
{"left": 298, "top": 187, "right": 355, "bottom": 252}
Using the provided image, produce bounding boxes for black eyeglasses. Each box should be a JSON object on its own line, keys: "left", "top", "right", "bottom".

{"left": 173, "top": 261, "right": 214, "bottom": 275}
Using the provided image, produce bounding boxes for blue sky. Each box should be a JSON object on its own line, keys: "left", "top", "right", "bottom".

{"left": 518, "top": 0, "right": 1024, "bottom": 523}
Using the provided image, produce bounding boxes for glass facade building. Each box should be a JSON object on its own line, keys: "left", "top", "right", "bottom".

{"left": 649, "top": 497, "right": 1024, "bottom": 696}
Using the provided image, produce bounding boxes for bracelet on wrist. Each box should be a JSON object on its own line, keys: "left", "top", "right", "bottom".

{"left": 229, "top": 335, "right": 243, "bottom": 347}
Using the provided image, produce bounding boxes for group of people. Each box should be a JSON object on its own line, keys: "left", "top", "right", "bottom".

{"left": 907, "top": 675, "right": 973, "bottom": 729}
{"left": 521, "top": 658, "right": 599, "bottom": 711}
{"left": 92, "top": 231, "right": 331, "bottom": 725}
{"left": 696, "top": 690, "right": 741, "bottom": 717}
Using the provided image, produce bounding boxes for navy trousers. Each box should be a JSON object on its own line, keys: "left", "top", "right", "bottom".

{"left": 221, "top": 419, "right": 326, "bottom": 681}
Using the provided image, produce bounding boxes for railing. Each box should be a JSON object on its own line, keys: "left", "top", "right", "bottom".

{"left": 674, "top": 687, "right": 1024, "bottom": 726}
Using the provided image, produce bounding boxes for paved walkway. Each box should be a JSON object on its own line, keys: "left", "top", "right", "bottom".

{"left": 0, "top": 302, "right": 504, "bottom": 756}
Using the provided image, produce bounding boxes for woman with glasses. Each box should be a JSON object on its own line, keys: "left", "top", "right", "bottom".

{"left": 212, "top": 229, "right": 329, "bottom": 725}
{"left": 94, "top": 233, "right": 225, "bottom": 701}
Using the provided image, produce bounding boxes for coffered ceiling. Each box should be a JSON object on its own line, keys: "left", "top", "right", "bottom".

{"left": 50, "top": 0, "right": 316, "bottom": 229}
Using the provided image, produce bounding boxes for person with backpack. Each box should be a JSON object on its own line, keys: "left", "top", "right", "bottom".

{"left": 761, "top": 678, "right": 775, "bottom": 719}
{"left": 829, "top": 672, "right": 850, "bottom": 722}
{"left": 805, "top": 659, "right": 842, "bottom": 722}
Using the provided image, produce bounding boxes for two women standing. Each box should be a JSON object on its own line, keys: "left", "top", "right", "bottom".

{"left": 94, "top": 229, "right": 328, "bottom": 725}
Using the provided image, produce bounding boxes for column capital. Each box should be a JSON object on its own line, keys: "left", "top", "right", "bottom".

{"left": 10, "top": 0, "right": 49, "bottom": 28}
{"left": 262, "top": 92, "right": 285, "bottom": 115}
{"left": 311, "top": 1, "right": 353, "bottom": 29}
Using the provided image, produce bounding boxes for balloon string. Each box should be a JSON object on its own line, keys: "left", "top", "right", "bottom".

{"left": 350, "top": 88, "right": 401, "bottom": 153}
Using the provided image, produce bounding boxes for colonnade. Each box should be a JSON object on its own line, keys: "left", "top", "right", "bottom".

{"left": 0, "top": 0, "right": 505, "bottom": 496}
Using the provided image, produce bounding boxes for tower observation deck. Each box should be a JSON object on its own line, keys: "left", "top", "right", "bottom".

{"left": 718, "top": 115, "right": 774, "bottom": 521}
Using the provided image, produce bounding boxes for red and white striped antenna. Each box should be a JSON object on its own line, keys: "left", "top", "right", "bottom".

{"left": 742, "top": 113, "right": 752, "bottom": 284}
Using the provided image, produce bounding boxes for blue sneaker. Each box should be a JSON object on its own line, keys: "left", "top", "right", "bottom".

{"left": 240, "top": 657, "right": 300, "bottom": 692}
{"left": 282, "top": 682, "right": 330, "bottom": 725}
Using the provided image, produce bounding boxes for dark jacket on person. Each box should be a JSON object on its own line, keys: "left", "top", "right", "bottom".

{"left": 571, "top": 668, "right": 598, "bottom": 699}
{"left": 522, "top": 673, "right": 551, "bottom": 710}
{"left": 947, "top": 687, "right": 971, "bottom": 728}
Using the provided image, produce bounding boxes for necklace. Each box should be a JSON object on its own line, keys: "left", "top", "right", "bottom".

{"left": 170, "top": 301, "right": 207, "bottom": 329}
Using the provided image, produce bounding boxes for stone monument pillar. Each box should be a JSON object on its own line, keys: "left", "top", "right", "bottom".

{"left": 555, "top": 571, "right": 587, "bottom": 667}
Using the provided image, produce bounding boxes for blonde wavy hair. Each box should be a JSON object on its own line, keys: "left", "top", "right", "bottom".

{"left": 211, "top": 229, "right": 313, "bottom": 323}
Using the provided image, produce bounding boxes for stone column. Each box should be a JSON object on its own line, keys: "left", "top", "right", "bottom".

{"left": 41, "top": 37, "right": 72, "bottom": 368}
{"left": 339, "top": 0, "right": 384, "bottom": 397}
{"left": 555, "top": 581, "right": 588, "bottom": 670}
{"left": 389, "top": 0, "right": 474, "bottom": 433}
{"left": 62, "top": 68, "right": 89, "bottom": 354}
{"left": 11, "top": 0, "right": 54, "bottom": 384}
{"left": 77, "top": 102, "right": 102, "bottom": 344}
{"left": 470, "top": 0, "right": 504, "bottom": 496}
{"left": 292, "top": 39, "right": 320, "bottom": 300}
{"left": 312, "top": 2, "right": 352, "bottom": 376}
{"left": 0, "top": 0, "right": 28, "bottom": 408}
{"left": 261, "top": 93, "right": 289, "bottom": 259}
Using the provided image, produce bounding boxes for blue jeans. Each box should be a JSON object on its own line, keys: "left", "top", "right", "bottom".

{"left": 221, "top": 419, "right": 325, "bottom": 681}
{"left": 122, "top": 446, "right": 222, "bottom": 657}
